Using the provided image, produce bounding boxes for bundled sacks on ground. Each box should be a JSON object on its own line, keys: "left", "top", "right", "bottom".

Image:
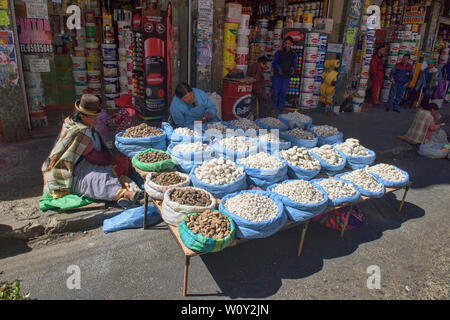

{"left": 219, "top": 190, "right": 287, "bottom": 239}
{"left": 190, "top": 157, "right": 247, "bottom": 199}
{"left": 115, "top": 123, "right": 167, "bottom": 157}
{"left": 237, "top": 152, "right": 288, "bottom": 189}
{"left": 161, "top": 187, "right": 216, "bottom": 226}
{"left": 333, "top": 138, "right": 375, "bottom": 169}
{"left": 267, "top": 180, "right": 328, "bottom": 222}
{"left": 167, "top": 141, "right": 214, "bottom": 173}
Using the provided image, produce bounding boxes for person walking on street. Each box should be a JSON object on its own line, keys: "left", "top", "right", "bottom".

{"left": 385, "top": 54, "right": 413, "bottom": 112}
{"left": 272, "top": 36, "right": 297, "bottom": 112}
{"left": 247, "top": 56, "right": 272, "bottom": 118}
{"left": 368, "top": 46, "right": 386, "bottom": 107}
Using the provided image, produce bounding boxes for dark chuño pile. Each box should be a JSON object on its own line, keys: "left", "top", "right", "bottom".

{"left": 151, "top": 172, "right": 186, "bottom": 186}
{"left": 122, "top": 123, "right": 163, "bottom": 138}
{"left": 170, "top": 188, "right": 211, "bottom": 206}
{"left": 138, "top": 151, "right": 171, "bottom": 163}
{"left": 184, "top": 210, "right": 231, "bottom": 239}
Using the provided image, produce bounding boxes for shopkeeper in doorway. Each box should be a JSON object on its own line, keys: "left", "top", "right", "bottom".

{"left": 272, "top": 36, "right": 297, "bottom": 111}
{"left": 169, "top": 83, "right": 220, "bottom": 128}
{"left": 247, "top": 55, "right": 271, "bottom": 118}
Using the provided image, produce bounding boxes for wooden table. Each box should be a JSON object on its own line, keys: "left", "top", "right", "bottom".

{"left": 142, "top": 181, "right": 411, "bottom": 296}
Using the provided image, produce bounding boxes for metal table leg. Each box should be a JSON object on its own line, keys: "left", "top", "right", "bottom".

{"left": 297, "top": 221, "right": 309, "bottom": 256}
{"left": 143, "top": 192, "right": 148, "bottom": 229}
{"left": 340, "top": 204, "right": 353, "bottom": 239}
{"left": 398, "top": 185, "right": 410, "bottom": 213}
{"left": 183, "top": 256, "right": 190, "bottom": 297}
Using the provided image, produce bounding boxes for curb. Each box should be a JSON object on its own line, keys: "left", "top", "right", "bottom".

{"left": 1, "top": 207, "right": 123, "bottom": 241}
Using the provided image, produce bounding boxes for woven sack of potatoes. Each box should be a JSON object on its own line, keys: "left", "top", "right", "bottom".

{"left": 144, "top": 172, "right": 191, "bottom": 200}
{"left": 161, "top": 187, "right": 216, "bottom": 226}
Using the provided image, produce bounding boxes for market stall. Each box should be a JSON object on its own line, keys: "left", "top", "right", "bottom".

{"left": 113, "top": 116, "right": 413, "bottom": 296}
{"left": 222, "top": 0, "right": 331, "bottom": 114}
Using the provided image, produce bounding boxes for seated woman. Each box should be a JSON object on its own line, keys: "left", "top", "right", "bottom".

{"left": 41, "top": 94, "right": 142, "bottom": 209}
{"left": 169, "top": 83, "right": 220, "bottom": 128}
{"left": 400, "top": 103, "right": 449, "bottom": 159}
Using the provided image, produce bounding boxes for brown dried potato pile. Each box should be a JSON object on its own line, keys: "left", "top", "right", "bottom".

{"left": 138, "top": 151, "right": 171, "bottom": 163}
{"left": 170, "top": 188, "right": 211, "bottom": 206}
{"left": 151, "top": 172, "right": 186, "bottom": 186}
{"left": 184, "top": 210, "right": 231, "bottom": 239}
{"left": 122, "top": 123, "right": 163, "bottom": 138}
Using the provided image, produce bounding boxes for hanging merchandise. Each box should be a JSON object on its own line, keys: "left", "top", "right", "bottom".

{"left": 282, "top": 27, "right": 308, "bottom": 109}
{"left": 222, "top": 22, "right": 238, "bottom": 77}
{"left": 137, "top": 6, "right": 169, "bottom": 118}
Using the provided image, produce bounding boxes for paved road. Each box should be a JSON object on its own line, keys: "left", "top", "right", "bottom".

{"left": 1, "top": 153, "right": 449, "bottom": 300}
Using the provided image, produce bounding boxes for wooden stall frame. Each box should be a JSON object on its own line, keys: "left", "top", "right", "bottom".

{"left": 140, "top": 180, "right": 412, "bottom": 296}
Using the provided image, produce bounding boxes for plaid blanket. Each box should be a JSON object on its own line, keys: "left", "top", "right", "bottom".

{"left": 402, "top": 108, "right": 434, "bottom": 144}
{"left": 41, "top": 118, "right": 92, "bottom": 199}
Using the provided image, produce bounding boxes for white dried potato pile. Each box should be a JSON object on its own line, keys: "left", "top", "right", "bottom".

{"left": 174, "top": 127, "right": 201, "bottom": 136}
{"left": 272, "top": 180, "right": 324, "bottom": 204}
{"left": 224, "top": 193, "right": 278, "bottom": 222}
{"left": 310, "top": 125, "right": 339, "bottom": 137}
{"left": 365, "top": 163, "right": 406, "bottom": 182}
{"left": 206, "top": 122, "right": 230, "bottom": 133}
{"left": 280, "top": 112, "right": 310, "bottom": 123}
{"left": 340, "top": 169, "right": 383, "bottom": 193}
{"left": 315, "top": 178, "right": 357, "bottom": 200}
{"left": 229, "top": 118, "right": 260, "bottom": 130}
{"left": 194, "top": 157, "right": 244, "bottom": 185}
{"left": 172, "top": 142, "right": 209, "bottom": 153}
{"left": 218, "top": 136, "right": 256, "bottom": 152}
{"left": 239, "top": 152, "right": 285, "bottom": 170}
{"left": 257, "top": 132, "right": 285, "bottom": 142}
{"left": 334, "top": 138, "right": 370, "bottom": 157}
{"left": 259, "top": 117, "right": 285, "bottom": 127}
{"left": 311, "top": 145, "right": 344, "bottom": 165}
{"left": 286, "top": 128, "right": 315, "bottom": 140}
{"left": 279, "top": 146, "right": 320, "bottom": 170}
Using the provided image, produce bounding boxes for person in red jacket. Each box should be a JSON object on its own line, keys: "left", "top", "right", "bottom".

{"left": 247, "top": 56, "right": 271, "bottom": 117}
{"left": 369, "top": 46, "right": 386, "bottom": 107}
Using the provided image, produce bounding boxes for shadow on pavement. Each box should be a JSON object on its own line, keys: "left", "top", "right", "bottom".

{"left": 199, "top": 194, "right": 425, "bottom": 299}
{"left": 0, "top": 225, "right": 32, "bottom": 259}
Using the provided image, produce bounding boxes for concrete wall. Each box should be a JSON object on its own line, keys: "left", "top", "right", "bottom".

{"left": 0, "top": 3, "right": 29, "bottom": 142}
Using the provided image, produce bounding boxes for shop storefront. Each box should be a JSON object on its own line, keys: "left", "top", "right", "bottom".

{"left": 9, "top": 0, "right": 188, "bottom": 133}
{"left": 220, "top": 0, "right": 331, "bottom": 117}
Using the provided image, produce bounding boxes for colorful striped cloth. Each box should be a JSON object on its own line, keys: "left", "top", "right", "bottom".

{"left": 179, "top": 211, "right": 236, "bottom": 253}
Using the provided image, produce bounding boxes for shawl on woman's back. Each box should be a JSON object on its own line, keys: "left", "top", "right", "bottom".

{"left": 41, "top": 118, "right": 91, "bottom": 199}
{"left": 401, "top": 108, "right": 434, "bottom": 145}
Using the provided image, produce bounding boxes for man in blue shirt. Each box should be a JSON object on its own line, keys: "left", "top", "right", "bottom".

{"left": 386, "top": 54, "right": 413, "bottom": 112}
{"left": 272, "top": 36, "right": 297, "bottom": 112}
{"left": 169, "top": 83, "right": 220, "bottom": 128}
